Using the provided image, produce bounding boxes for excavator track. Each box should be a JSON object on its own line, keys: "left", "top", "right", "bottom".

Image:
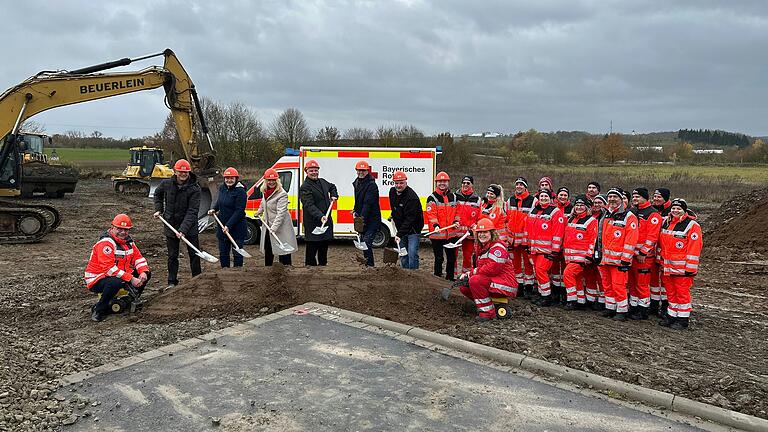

{"left": 0, "top": 200, "right": 60, "bottom": 244}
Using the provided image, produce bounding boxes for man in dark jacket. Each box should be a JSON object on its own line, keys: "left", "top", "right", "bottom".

{"left": 352, "top": 160, "right": 381, "bottom": 266}
{"left": 388, "top": 170, "right": 424, "bottom": 269}
{"left": 299, "top": 160, "right": 339, "bottom": 266}
{"left": 209, "top": 167, "right": 247, "bottom": 268}
{"left": 153, "top": 159, "right": 202, "bottom": 290}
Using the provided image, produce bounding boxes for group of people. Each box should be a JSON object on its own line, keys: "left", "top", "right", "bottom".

{"left": 84, "top": 158, "right": 702, "bottom": 332}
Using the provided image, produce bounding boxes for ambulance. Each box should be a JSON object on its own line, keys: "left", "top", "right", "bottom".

{"left": 244, "top": 146, "right": 440, "bottom": 247}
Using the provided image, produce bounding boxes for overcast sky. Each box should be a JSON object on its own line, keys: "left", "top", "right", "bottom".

{"left": 2, "top": 0, "right": 766, "bottom": 138}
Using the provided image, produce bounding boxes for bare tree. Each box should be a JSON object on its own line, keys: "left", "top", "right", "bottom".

{"left": 343, "top": 127, "right": 374, "bottom": 144}
{"left": 270, "top": 108, "right": 310, "bottom": 148}
{"left": 19, "top": 120, "right": 46, "bottom": 133}
{"left": 226, "top": 101, "right": 266, "bottom": 165}
{"left": 315, "top": 126, "right": 340, "bottom": 143}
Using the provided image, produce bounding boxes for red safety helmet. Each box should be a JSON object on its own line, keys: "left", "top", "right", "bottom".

{"left": 435, "top": 171, "right": 450, "bottom": 182}
{"left": 111, "top": 213, "right": 133, "bottom": 229}
{"left": 355, "top": 160, "right": 370, "bottom": 171}
{"left": 473, "top": 218, "right": 494, "bottom": 234}
{"left": 392, "top": 170, "right": 407, "bottom": 181}
{"left": 305, "top": 160, "right": 320, "bottom": 170}
{"left": 263, "top": 168, "right": 279, "bottom": 180}
{"left": 223, "top": 167, "right": 239, "bottom": 177}
{"left": 173, "top": 159, "right": 192, "bottom": 172}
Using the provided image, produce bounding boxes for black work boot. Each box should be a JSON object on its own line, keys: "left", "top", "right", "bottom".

{"left": 475, "top": 315, "right": 494, "bottom": 324}
{"left": 564, "top": 301, "right": 577, "bottom": 311}
{"left": 670, "top": 317, "right": 689, "bottom": 330}
{"left": 535, "top": 295, "right": 556, "bottom": 307}
{"left": 601, "top": 308, "right": 616, "bottom": 318}
{"left": 658, "top": 315, "right": 675, "bottom": 327}
{"left": 91, "top": 307, "right": 105, "bottom": 322}
{"left": 593, "top": 301, "right": 605, "bottom": 311}
{"left": 612, "top": 312, "right": 628, "bottom": 322}
{"left": 649, "top": 299, "right": 659, "bottom": 316}
{"left": 658, "top": 301, "right": 669, "bottom": 319}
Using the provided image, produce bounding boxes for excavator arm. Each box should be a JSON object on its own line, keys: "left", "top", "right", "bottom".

{"left": 0, "top": 49, "right": 218, "bottom": 243}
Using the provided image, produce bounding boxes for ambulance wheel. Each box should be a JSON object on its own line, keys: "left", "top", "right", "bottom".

{"left": 110, "top": 298, "right": 129, "bottom": 314}
{"left": 495, "top": 304, "right": 511, "bottom": 320}
{"left": 372, "top": 226, "right": 390, "bottom": 248}
{"left": 244, "top": 220, "right": 260, "bottom": 245}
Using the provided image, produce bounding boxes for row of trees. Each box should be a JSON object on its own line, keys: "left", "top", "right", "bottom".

{"left": 677, "top": 128, "right": 751, "bottom": 148}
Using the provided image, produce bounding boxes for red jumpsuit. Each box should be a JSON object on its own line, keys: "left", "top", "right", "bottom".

{"left": 455, "top": 189, "right": 482, "bottom": 273}
{"left": 562, "top": 213, "right": 598, "bottom": 304}
{"left": 459, "top": 240, "right": 517, "bottom": 318}
{"left": 550, "top": 200, "right": 573, "bottom": 294}
{"left": 658, "top": 213, "right": 702, "bottom": 318}
{"left": 598, "top": 206, "right": 638, "bottom": 313}
{"left": 629, "top": 202, "right": 661, "bottom": 309}
{"left": 585, "top": 207, "right": 604, "bottom": 303}
{"left": 524, "top": 204, "right": 565, "bottom": 297}
{"left": 505, "top": 191, "right": 535, "bottom": 288}
{"left": 85, "top": 232, "right": 150, "bottom": 289}
{"left": 651, "top": 201, "right": 672, "bottom": 303}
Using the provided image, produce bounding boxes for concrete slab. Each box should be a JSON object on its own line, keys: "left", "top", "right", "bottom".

{"left": 62, "top": 315, "right": 708, "bottom": 431}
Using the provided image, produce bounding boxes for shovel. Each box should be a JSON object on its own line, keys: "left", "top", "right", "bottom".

{"left": 260, "top": 216, "right": 297, "bottom": 254}
{"left": 157, "top": 215, "right": 219, "bottom": 263}
{"left": 444, "top": 231, "right": 471, "bottom": 249}
{"left": 312, "top": 200, "right": 334, "bottom": 235}
{"left": 384, "top": 219, "right": 408, "bottom": 257}
{"left": 353, "top": 233, "right": 368, "bottom": 251}
{"left": 421, "top": 223, "right": 459, "bottom": 238}
{"left": 212, "top": 213, "right": 252, "bottom": 258}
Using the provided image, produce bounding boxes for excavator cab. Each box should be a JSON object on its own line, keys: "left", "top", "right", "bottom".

{"left": 113, "top": 146, "right": 174, "bottom": 196}
{"left": 130, "top": 147, "right": 164, "bottom": 178}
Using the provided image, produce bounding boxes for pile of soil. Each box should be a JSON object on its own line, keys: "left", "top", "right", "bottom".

{"left": 703, "top": 187, "right": 768, "bottom": 254}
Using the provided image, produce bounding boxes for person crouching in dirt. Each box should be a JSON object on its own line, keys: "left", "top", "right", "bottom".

{"left": 427, "top": 172, "right": 460, "bottom": 280}
{"left": 352, "top": 160, "right": 382, "bottom": 267}
{"left": 525, "top": 189, "right": 565, "bottom": 307}
{"left": 457, "top": 218, "right": 517, "bottom": 323}
{"left": 562, "top": 195, "right": 598, "bottom": 310}
{"left": 658, "top": 198, "right": 702, "bottom": 330}
{"left": 299, "top": 160, "right": 339, "bottom": 266}
{"left": 84, "top": 214, "right": 150, "bottom": 322}
{"left": 388, "top": 170, "right": 424, "bottom": 269}
{"left": 208, "top": 167, "right": 247, "bottom": 268}
{"left": 153, "top": 159, "right": 202, "bottom": 291}
{"left": 255, "top": 168, "right": 297, "bottom": 266}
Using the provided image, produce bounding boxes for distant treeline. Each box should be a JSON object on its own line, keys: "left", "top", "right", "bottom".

{"left": 677, "top": 129, "right": 750, "bottom": 148}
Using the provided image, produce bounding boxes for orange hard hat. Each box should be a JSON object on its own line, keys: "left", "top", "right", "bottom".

{"left": 435, "top": 171, "right": 450, "bottom": 181}
{"left": 305, "top": 160, "right": 320, "bottom": 170}
{"left": 355, "top": 160, "right": 370, "bottom": 171}
{"left": 173, "top": 159, "right": 192, "bottom": 172}
{"left": 263, "top": 168, "right": 279, "bottom": 180}
{"left": 392, "top": 170, "right": 407, "bottom": 181}
{"left": 473, "top": 218, "right": 494, "bottom": 233}
{"left": 223, "top": 167, "right": 239, "bottom": 177}
{"left": 111, "top": 213, "right": 133, "bottom": 229}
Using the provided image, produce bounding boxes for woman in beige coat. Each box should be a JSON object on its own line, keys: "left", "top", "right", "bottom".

{"left": 255, "top": 169, "right": 297, "bottom": 266}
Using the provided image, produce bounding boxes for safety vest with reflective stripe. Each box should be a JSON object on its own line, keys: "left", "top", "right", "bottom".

{"left": 481, "top": 200, "right": 508, "bottom": 244}
{"left": 525, "top": 204, "right": 565, "bottom": 254}
{"left": 454, "top": 190, "right": 482, "bottom": 236}
{"left": 599, "top": 207, "right": 639, "bottom": 266}
{"left": 658, "top": 214, "right": 702, "bottom": 276}
{"left": 505, "top": 191, "right": 535, "bottom": 247}
{"left": 563, "top": 213, "right": 597, "bottom": 263}
{"left": 426, "top": 190, "right": 459, "bottom": 240}
{"left": 633, "top": 202, "right": 662, "bottom": 259}
{"left": 472, "top": 241, "right": 517, "bottom": 296}
{"left": 84, "top": 231, "right": 150, "bottom": 289}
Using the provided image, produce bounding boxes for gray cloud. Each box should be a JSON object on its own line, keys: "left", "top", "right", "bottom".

{"left": 1, "top": 0, "right": 765, "bottom": 137}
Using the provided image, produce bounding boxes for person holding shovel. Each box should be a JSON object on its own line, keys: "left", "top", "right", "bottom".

{"left": 427, "top": 172, "right": 459, "bottom": 281}
{"left": 208, "top": 167, "right": 247, "bottom": 268}
{"left": 352, "top": 161, "right": 381, "bottom": 267}
{"left": 153, "top": 159, "right": 202, "bottom": 290}
{"left": 299, "top": 160, "right": 338, "bottom": 266}
{"left": 255, "top": 168, "right": 297, "bottom": 266}
{"left": 388, "top": 170, "right": 424, "bottom": 269}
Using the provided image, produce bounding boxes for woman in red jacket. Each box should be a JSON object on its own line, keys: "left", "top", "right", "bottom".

{"left": 525, "top": 189, "right": 566, "bottom": 307}
{"left": 481, "top": 184, "right": 508, "bottom": 244}
{"left": 562, "top": 195, "right": 598, "bottom": 310}
{"left": 457, "top": 218, "right": 517, "bottom": 323}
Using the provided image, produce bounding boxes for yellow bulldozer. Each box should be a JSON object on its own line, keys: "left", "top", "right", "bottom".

{"left": 112, "top": 145, "right": 174, "bottom": 196}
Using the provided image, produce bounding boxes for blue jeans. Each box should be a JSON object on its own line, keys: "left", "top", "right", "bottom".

{"left": 362, "top": 220, "right": 381, "bottom": 266}
{"left": 399, "top": 234, "right": 420, "bottom": 269}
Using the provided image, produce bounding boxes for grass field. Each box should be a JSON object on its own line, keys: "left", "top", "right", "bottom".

{"left": 537, "top": 165, "right": 768, "bottom": 183}
{"left": 45, "top": 147, "right": 126, "bottom": 161}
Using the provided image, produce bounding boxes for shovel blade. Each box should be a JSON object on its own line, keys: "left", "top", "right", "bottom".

{"left": 443, "top": 242, "right": 462, "bottom": 249}
{"left": 397, "top": 248, "right": 408, "bottom": 257}
{"left": 197, "top": 251, "right": 219, "bottom": 263}
{"left": 312, "top": 226, "right": 329, "bottom": 235}
{"left": 353, "top": 241, "right": 368, "bottom": 251}
{"left": 441, "top": 287, "right": 452, "bottom": 300}
{"left": 234, "top": 247, "right": 252, "bottom": 258}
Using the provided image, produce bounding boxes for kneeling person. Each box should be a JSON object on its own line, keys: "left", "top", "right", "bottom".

{"left": 84, "top": 214, "right": 151, "bottom": 322}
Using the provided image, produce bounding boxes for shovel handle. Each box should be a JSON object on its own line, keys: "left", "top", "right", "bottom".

{"left": 423, "top": 223, "right": 459, "bottom": 237}
{"left": 212, "top": 213, "right": 241, "bottom": 247}
{"left": 318, "top": 200, "right": 334, "bottom": 230}
{"left": 260, "top": 216, "right": 289, "bottom": 248}
{"left": 158, "top": 215, "right": 203, "bottom": 254}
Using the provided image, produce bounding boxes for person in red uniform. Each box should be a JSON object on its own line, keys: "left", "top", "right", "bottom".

{"left": 628, "top": 188, "right": 662, "bottom": 320}
{"left": 455, "top": 176, "right": 482, "bottom": 274}
{"left": 650, "top": 187, "right": 672, "bottom": 316}
{"left": 586, "top": 181, "right": 601, "bottom": 201}
{"left": 658, "top": 198, "right": 702, "bottom": 330}
{"left": 551, "top": 187, "right": 573, "bottom": 303}
{"left": 84, "top": 214, "right": 151, "bottom": 322}
{"left": 506, "top": 177, "right": 536, "bottom": 298}
{"left": 481, "top": 184, "right": 508, "bottom": 244}
{"left": 562, "top": 195, "right": 598, "bottom": 310}
{"left": 586, "top": 194, "right": 608, "bottom": 309}
{"left": 427, "top": 171, "right": 459, "bottom": 280}
{"left": 457, "top": 218, "right": 517, "bottom": 323}
{"left": 539, "top": 176, "right": 553, "bottom": 192}
{"left": 525, "top": 189, "right": 566, "bottom": 307}
{"left": 597, "top": 188, "right": 639, "bottom": 321}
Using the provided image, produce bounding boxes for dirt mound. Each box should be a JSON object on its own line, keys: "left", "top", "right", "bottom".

{"left": 704, "top": 187, "right": 768, "bottom": 253}
{"left": 144, "top": 265, "right": 463, "bottom": 329}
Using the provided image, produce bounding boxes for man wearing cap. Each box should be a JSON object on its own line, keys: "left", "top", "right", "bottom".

{"left": 300, "top": 160, "right": 339, "bottom": 266}
{"left": 586, "top": 182, "right": 601, "bottom": 200}
{"left": 525, "top": 189, "right": 566, "bottom": 307}
{"left": 389, "top": 170, "right": 424, "bottom": 269}
{"left": 628, "top": 188, "right": 662, "bottom": 320}
{"left": 353, "top": 161, "right": 381, "bottom": 266}
{"left": 650, "top": 187, "right": 672, "bottom": 315}
{"left": 597, "top": 187, "right": 639, "bottom": 321}
{"left": 562, "top": 195, "right": 598, "bottom": 310}
{"left": 506, "top": 177, "right": 536, "bottom": 297}
{"left": 586, "top": 193, "right": 608, "bottom": 308}
{"left": 84, "top": 214, "right": 151, "bottom": 322}
{"left": 455, "top": 175, "right": 483, "bottom": 274}
{"left": 153, "top": 159, "right": 202, "bottom": 290}
{"left": 550, "top": 187, "right": 573, "bottom": 303}
{"left": 539, "top": 176, "right": 553, "bottom": 192}
{"left": 427, "top": 172, "right": 459, "bottom": 280}
{"left": 658, "top": 198, "right": 702, "bottom": 330}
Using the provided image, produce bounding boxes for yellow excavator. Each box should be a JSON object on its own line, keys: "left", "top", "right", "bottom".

{"left": 112, "top": 145, "right": 174, "bottom": 195}
{"left": 0, "top": 48, "right": 220, "bottom": 243}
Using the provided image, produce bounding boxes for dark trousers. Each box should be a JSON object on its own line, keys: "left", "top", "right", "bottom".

{"left": 305, "top": 241, "right": 329, "bottom": 266}
{"left": 166, "top": 234, "right": 202, "bottom": 285}
{"left": 264, "top": 235, "right": 292, "bottom": 266}
{"left": 431, "top": 238, "right": 458, "bottom": 280}
{"left": 362, "top": 220, "right": 381, "bottom": 267}
{"left": 217, "top": 233, "right": 245, "bottom": 268}
{"left": 90, "top": 270, "right": 151, "bottom": 315}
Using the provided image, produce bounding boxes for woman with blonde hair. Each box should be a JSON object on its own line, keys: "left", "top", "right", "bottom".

{"left": 255, "top": 168, "right": 297, "bottom": 266}
{"left": 481, "top": 184, "right": 508, "bottom": 244}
